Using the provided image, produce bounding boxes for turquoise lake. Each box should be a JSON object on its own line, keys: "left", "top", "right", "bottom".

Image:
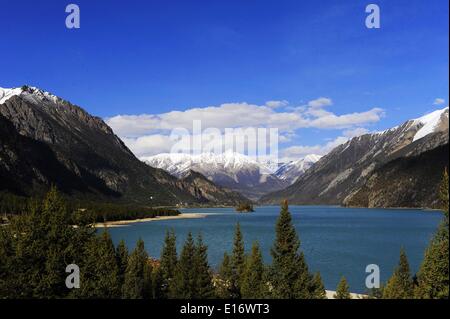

{"left": 106, "top": 206, "right": 443, "bottom": 293}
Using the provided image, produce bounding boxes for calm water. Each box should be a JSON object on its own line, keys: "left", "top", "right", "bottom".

{"left": 106, "top": 206, "right": 443, "bottom": 293}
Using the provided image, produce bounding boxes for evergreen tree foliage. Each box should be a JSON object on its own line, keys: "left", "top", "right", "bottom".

{"left": 2, "top": 183, "right": 448, "bottom": 300}
{"left": 0, "top": 187, "right": 92, "bottom": 298}
{"left": 151, "top": 266, "right": 164, "bottom": 299}
{"left": 310, "top": 272, "right": 326, "bottom": 299}
{"left": 270, "top": 200, "right": 313, "bottom": 298}
{"left": 122, "top": 238, "right": 149, "bottom": 299}
{"left": 231, "top": 222, "right": 245, "bottom": 296}
{"left": 241, "top": 242, "right": 266, "bottom": 299}
{"left": 334, "top": 277, "right": 351, "bottom": 299}
{"left": 159, "top": 229, "right": 178, "bottom": 298}
{"left": 415, "top": 169, "right": 449, "bottom": 299}
{"left": 76, "top": 230, "right": 121, "bottom": 298}
{"left": 193, "top": 234, "right": 215, "bottom": 298}
{"left": 115, "top": 239, "right": 129, "bottom": 288}
{"left": 382, "top": 248, "right": 414, "bottom": 299}
{"left": 216, "top": 252, "right": 237, "bottom": 299}
{"left": 169, "top": 232, "right": 196, "bottom": 298}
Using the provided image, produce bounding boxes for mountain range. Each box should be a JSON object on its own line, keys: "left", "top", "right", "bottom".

{"left": 260, "top": 107, "right": 449, "bottom": 208}
{"left": 0, "top": 86, "right": 248, "bottom": 206}
{"left": 1, "top": 85, "right": 448, "bottom": 209}
{"left": 142, "top": 151, "right": 321, "bottom": 200}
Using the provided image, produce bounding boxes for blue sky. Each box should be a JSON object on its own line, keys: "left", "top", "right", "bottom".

{"left": 0, "top": 0, "right": 448, "bottom": 159}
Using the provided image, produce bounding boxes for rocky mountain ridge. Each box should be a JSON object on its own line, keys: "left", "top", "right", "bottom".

{"left": 0, "top": 86, "right": 248, "bottom": 206}
{"left": 260, "top": 107, "right": 449, "bottom": 208}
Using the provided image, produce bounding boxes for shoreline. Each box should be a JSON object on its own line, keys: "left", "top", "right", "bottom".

{"left": 94, "top": 213, "right": 207, "bottom": 228}
{"left": 222, "top": 204, "right": 442, "bottom": 211}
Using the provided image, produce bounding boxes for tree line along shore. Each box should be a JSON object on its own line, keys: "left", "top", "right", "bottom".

{"left": 0, "top": 170, "right": 448, "bottom": 299}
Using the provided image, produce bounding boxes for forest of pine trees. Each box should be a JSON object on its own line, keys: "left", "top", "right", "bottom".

{"left": 376, "top": 169, "right": 449, "bottom": 299}
{"left": 0, "top": 192, "right": 180, "bottom": 223}
{"left": 0, "top": 170, "right": 448, "bottom": 299}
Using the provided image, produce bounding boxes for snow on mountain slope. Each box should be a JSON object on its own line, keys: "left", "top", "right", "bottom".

{"left": 413, "top": 107, "right": 449, "bottom": 142}
{"left": 0, "top": 87, "right": 22, "bottom": 104}
{"left": 142, "top": 151, "right": 320, "bottom": 200}
{"left": 142, "top": 151, "right": 267, "bottom": 178}
{"left": 274, "top": 154, "right": 322, "bottom": 184}
{"left": 260, "top": 107, "right": 449, "bottom": 206}
{"left": 1, "top": 86, "right": 64, "bottom": 105}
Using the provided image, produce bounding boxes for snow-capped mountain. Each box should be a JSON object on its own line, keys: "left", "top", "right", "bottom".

{"left": 274, "top": 154, "right": 322, "bottom": 185}
{"left": 261, "top": 107, "right": 449, "bottom": 208}
{"left": 142, "top": 151, "right": 319, "bottom": 200}
{"left": 412, "top": 107, "right": 449, "bottom": 142}
{"left": 0, "top": 86, "right": 64, "bottom": 105}
{"left": 1, "top": 85, "right": 251, "bottom": 206}
{"left": 143, "top": 151, "right": 268, "bottom": 179}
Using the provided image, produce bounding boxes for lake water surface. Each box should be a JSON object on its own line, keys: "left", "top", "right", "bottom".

{"left": 107, "top": 206, "right": 443, "bottom": 293}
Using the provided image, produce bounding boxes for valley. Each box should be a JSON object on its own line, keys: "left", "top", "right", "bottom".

{"left": 1, "top": 86, "right": 448, "bottom": 211}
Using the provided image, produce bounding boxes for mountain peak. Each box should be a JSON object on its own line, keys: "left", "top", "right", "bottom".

{"left": 0, "top": 86, "right": 64, "bottom": 105}
{"left": 143, "top": 151, "right": 321, "bottom": 199}
{"left": 0, "top": 87, "right": 23, "bottom": 104}
{"left": 412, "top": 107, "right": 449, "bottom": 142}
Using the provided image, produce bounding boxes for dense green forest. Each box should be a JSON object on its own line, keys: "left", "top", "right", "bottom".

{"left": 0, "top": 192, "right": 179, "bottom": 225}
{"left": 0, "top": 171, "right": 448, "bottom": 299}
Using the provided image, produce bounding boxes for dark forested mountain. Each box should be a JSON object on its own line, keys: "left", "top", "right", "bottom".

{"left": 0, "top": 86, "right": 248, "bottom": 206}
{"left": 343, "top": 138, "right": 448, "bottom": 208}
{"left": 260, "top": 108, "right": 449, "bottom": 208}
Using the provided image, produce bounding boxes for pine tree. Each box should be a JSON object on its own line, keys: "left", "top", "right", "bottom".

{"left": 116, "top": 239, "right": 129, "bottom": 288}
{"left": 193, "top": 234, "right": 215, "bottom": 298}
{"left": 159, "top": 229, "right": 178, "bottom": 298}
{"left": 0, "top": 187, "right": 96, "bottom": 299}
{"left": 216, "top": 252, "right": 237, "bottom": 299}
{"left": 36, "top": 187, "right": 79, "bottom": 298}
{"left": 122, "top": 238, "right": 149, "bottom": 299}
{"left": 241, "top": 242, "right": 265, "bottom": 298}
{"left": 270, "top": 200, "right": 313, "bottom": 298}
{"left": 169, "top": 232, "right": 196, "bottom": 298}
{"left": 151, "top": 266, "right": 164, "bottom": 299}
{"left": 229, "top": 223, "right": 246, "bottom": 298}
{"left": 334, "top": 277, "right": 351, "bottom": 299}
{"left": 310, "top": 272, "right": 326, "bottom": 299}
{"left": 383, "top": 248, "right": 413, "bottom": 299}
{"left": 143, "top": 257, "right": 153, "bottom": 299}
{"left": 76, "top": 230, "right": 121, "bottom": 298}
{"left": 440, "top": 168, "right": 449, "bottom": 220}
{"left": 415, "top": 169, "right": 449, "bottom": 299}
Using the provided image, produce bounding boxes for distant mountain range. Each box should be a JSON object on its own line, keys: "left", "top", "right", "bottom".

{"left": 1, "top": 85, "right": 447, "bottom": 209}
{"left": 0, "top": 86, "right": 247, "bottom": 206}
{"left": 274, "top": 154, "right": 322, "bottom": 185}
{"left": 142, "top": 151, "right": 321, "bottom": 200}
{"left": 260, "top": 107, "right": 449, "bottom": 209}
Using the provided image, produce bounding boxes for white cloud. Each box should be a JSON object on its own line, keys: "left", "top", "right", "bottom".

{"left": 106, "top": 97, "right": 384, "bottom": 158}
{"left": 307, "top": 108, "right": 384, "bottom": 129}
{"left": 281, "top": 136, "right": 349, "bottom": 161}
{"left": 280, "top": 126, "right": 372, "bottom": 162}
{"left": 106, "top": 99, "right": 384, "bottom": 137}
{"left": 433, "top": 98, "right": 446, "bottom": 105}
{"left": 265, "top": 100, "right": 289, "bottom": 109}
{"left": 122, "top": 135, "right": 174, "bottom": 157}
{"left": 307, "top": 97, "right": 333, "bottom": 108}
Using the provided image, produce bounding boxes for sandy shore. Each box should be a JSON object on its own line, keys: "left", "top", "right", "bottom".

{"left": 95, "top": 213, "right": 207, "bottom": 228}
{"left": 325, "top": 290, "right": 367, "bottom": 299}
